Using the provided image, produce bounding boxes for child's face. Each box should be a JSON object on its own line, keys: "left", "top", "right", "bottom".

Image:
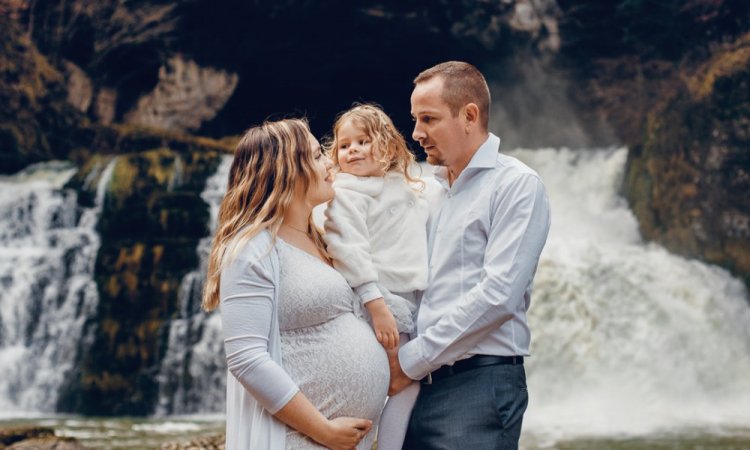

{"left": 336, "top": 120, "right": 384, "bottom": 177}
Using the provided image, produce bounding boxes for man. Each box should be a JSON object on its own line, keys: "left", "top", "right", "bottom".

{"left": 388, "top": 61, "right": 551, "bottom": 449}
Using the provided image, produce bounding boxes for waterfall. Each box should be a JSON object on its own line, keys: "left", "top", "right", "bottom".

{"left": 0, "top": 159, "right": 116, "bottom": 415}
{"left": 505, "top": 148, "right": 750, "bottom": 443}
{"left": 155, "top": 156, "right": 232, "bottom": 415}
{"left": 154, "top": 147, "right": 750, "bottom": 443}
{"left": 1, "top": 145, "right": 731, "bottom": 438}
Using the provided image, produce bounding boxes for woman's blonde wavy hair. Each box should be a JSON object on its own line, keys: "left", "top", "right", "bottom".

{"left": 327, "top": 103, "right": 422, "bottom": 188}
{"left": 202, "top": 118, "right": 329, "bottom": 311}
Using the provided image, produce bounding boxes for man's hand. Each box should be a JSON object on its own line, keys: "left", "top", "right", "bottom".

{"left": 387, "top": 345, "right": 413, "bottom": 395}
{"left": 365, "top": 298, "right": 399, "bottom": 350}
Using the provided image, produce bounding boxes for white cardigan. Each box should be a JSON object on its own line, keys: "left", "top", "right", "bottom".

{"left": 324, "top": 172, "right": 429, "bottom": 303}
{"left": 220, "top": 230, "right": 292, "bottom": 450}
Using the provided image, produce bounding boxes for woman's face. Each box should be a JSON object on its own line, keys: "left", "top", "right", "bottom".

{"left": 304, "top": 133, "right": 335, "bottom": 206}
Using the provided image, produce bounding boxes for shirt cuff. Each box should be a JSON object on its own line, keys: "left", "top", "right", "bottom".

{"left": 355, "top": 282, "right": 383, "bottom": 304}
{"left": 397, "top": 336, "right": 433, "bottom": 381}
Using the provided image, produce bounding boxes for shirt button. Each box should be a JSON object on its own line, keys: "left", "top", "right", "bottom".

{"left": 389, "top": 207, "right": 397, "bottom": 214}
{"left": 408, "top": 200, "right": 415, "bottom": 207}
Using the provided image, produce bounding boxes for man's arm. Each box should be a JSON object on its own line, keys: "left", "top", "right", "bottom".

{"left": 397, "top": 173, "right": 551, "bottom": 381}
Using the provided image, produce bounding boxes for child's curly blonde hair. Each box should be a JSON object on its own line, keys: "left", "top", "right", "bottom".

{"left": 327, "top": 103, "right": 423, "bottom": 187}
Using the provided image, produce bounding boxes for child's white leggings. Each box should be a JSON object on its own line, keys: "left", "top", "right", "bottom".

{"left": 376, "top": 333, "right": 420, "bottom": 450}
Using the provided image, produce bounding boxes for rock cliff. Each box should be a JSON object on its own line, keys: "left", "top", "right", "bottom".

{"left": 556, "top": 0, "right": 750, "bottom": 284}
{"left": 1, "top": 0, "right": 748, "bottom": 416}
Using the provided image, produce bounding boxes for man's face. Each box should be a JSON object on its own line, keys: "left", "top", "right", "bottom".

{"left": 410, "top": 77, "right": 467, "bottom": 168}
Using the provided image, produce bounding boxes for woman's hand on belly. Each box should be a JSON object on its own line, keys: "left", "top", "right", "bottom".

{"left": 275, "top": 391, "right": 373, "bottom": 450}
{"left": 320, "top": 416, "right": 374, "bottom": 450}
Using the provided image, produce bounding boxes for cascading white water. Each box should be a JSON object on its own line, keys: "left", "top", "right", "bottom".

{"left": 155, "top": 156, "right": 232, "bottom": 415}
{"left": 507, "top": 148, "right": 750, "bottom": 444}
{"left": 0, "top": 159, "right": 116, "bottom": 415}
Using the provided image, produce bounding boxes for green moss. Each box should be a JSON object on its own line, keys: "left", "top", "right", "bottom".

{"left": 64, "top": 155, "right": 114, "bottom": 207}
{"left": 87, "top": 124, "right": 234, "bottom": 156}
{"left": 0, "top": 14, "right": 85, "bottom": 173}
{"left": 687, "top": 32, "right": 750, "bottom": 100}
{"left": 621, "top": 35, "right": 750, "bottom": 285}
{"left": 59, "top": 141, "right": 224, "bottom": 415}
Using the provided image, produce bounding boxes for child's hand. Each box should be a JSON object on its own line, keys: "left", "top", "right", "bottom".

{"left": 365, "top": 298, "right": 399, "bottom": 350}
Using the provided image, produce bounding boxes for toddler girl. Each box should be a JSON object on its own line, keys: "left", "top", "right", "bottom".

{"left": 323, "top": 104, "right": 428, "bottom": 450}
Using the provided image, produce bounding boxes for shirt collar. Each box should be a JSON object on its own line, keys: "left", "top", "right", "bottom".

{"left": 433, "top": 133, "right": 501, "bottom": 186}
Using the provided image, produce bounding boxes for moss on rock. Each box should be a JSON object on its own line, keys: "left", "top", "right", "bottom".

{"left": 623, "top": 34, "right": 750, "bottom": 284}
{"left": 57, "top": 138, "right": 227, "bottom": 415}
{"left": 0, "top": 14, "right": 86, "bottom": 174}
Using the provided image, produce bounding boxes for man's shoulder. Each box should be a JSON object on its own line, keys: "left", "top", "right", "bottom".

{"left": 493, "top": 153, "right": 543, "bottom": 183}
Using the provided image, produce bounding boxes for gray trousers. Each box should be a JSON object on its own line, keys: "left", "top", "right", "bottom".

{"left": 403, "top": 363, "right": 528, "bottom": 449}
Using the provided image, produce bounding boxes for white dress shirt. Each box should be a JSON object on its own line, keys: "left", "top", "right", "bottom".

{"left": 398, "top": 133, "right": 551, "bottom": 381}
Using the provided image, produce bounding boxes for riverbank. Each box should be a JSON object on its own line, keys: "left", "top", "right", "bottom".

{"left": 2, "top": 416, "right": 750, "bottom": 450}
{"left": 0, "top": 416, "right": 223, "bottom": 450}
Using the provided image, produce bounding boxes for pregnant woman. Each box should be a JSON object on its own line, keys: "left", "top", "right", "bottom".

{"left": 202, "top": 118, "right": 389, "bottom": 449}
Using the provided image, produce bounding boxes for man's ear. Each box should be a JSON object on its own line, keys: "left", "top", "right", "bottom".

{"left": 463, "top": 103, "right": 480, "bottom": 132}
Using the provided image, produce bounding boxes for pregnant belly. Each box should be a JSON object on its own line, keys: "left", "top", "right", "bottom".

{"left": 281, "top": 313, "right": 389, "bottom": 421}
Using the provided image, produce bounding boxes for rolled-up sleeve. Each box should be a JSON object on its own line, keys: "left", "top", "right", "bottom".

{"left": 220, "top": 254, "right": 299, "bottom": 414}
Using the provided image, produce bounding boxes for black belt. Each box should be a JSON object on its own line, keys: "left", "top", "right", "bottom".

{"left": 421, "top": 355, "right": 523, "bottom": 385}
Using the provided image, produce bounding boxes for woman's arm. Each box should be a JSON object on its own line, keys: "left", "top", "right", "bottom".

{"left": 221, "top": 245, "right": 371, "bottom": 448}
{"left": 275, "top": 393, "right": 372, "bottom": 450}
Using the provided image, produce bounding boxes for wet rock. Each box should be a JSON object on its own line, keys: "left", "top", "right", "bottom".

{"left": 557, "top": 1, "right": 750, "bottom": 286}
{"left": 124, "top": 55, "right": 238, "bottom": 132}
{"left": 7, "top": 437, "right": 85, "bottom": 450}
{"left": 0, "top": 426, "right": 54, "bottom": 446}
{"left": 57, "top": 140, "right": 229, "bottom": 415}
{"left": 63, "top": 61, "right": 93, "bottom": 114}
{"left": 623, "top": 34, "right": 750, "bottom": 284}
{"left": 160, "top": 434, "right": 224, "bottom": 450}
{"left": 93, "top": 88, "right": 117, "bottom": 125}
{"left": 0, "top": 13, "right": 84, "bottom": 174}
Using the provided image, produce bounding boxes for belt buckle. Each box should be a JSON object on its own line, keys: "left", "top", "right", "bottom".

{"left": 423, "top": 372, "right": 432, "bottom": 385}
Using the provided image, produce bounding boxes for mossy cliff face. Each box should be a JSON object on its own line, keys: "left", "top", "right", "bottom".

{"left": 0, "top": 13, "right": 84, "bottom": 173}
{"left": 57, "top": 134, "right": 231, "bottom": 415}
{"left": 557, "top": 1, "right": 750, "bottom": 285}
{"left": 624, "top": 37, "right": 750, "bottom": 284}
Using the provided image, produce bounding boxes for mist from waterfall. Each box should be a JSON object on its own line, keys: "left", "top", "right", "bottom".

{"left": 0, "top": 159, "right": 116, "bottom": 415}
{"left": 508, "top": 148, "right": 750, "bottom": 443}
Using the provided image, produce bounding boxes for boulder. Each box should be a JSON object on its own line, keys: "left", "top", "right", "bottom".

{"left": 160, "top": 434, "right": 224, "bottom": 450}
{"left": 7, "top": 437, "right": 85, "bottom": 450}
{"left": 124, "top": 55, "right": 238, "bottom": 132}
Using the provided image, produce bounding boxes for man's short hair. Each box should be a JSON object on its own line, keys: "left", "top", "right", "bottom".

{"left": 414, "top": 61, "right": 491, "bottom": 130}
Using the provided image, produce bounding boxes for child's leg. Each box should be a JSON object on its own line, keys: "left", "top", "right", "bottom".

{"left": 377, "top": 333, "right": 420, "bottom": 450}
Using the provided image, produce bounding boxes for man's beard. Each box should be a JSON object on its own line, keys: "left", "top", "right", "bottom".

{"left": 425, "top": 153, "right": 445, "bottom": 166}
